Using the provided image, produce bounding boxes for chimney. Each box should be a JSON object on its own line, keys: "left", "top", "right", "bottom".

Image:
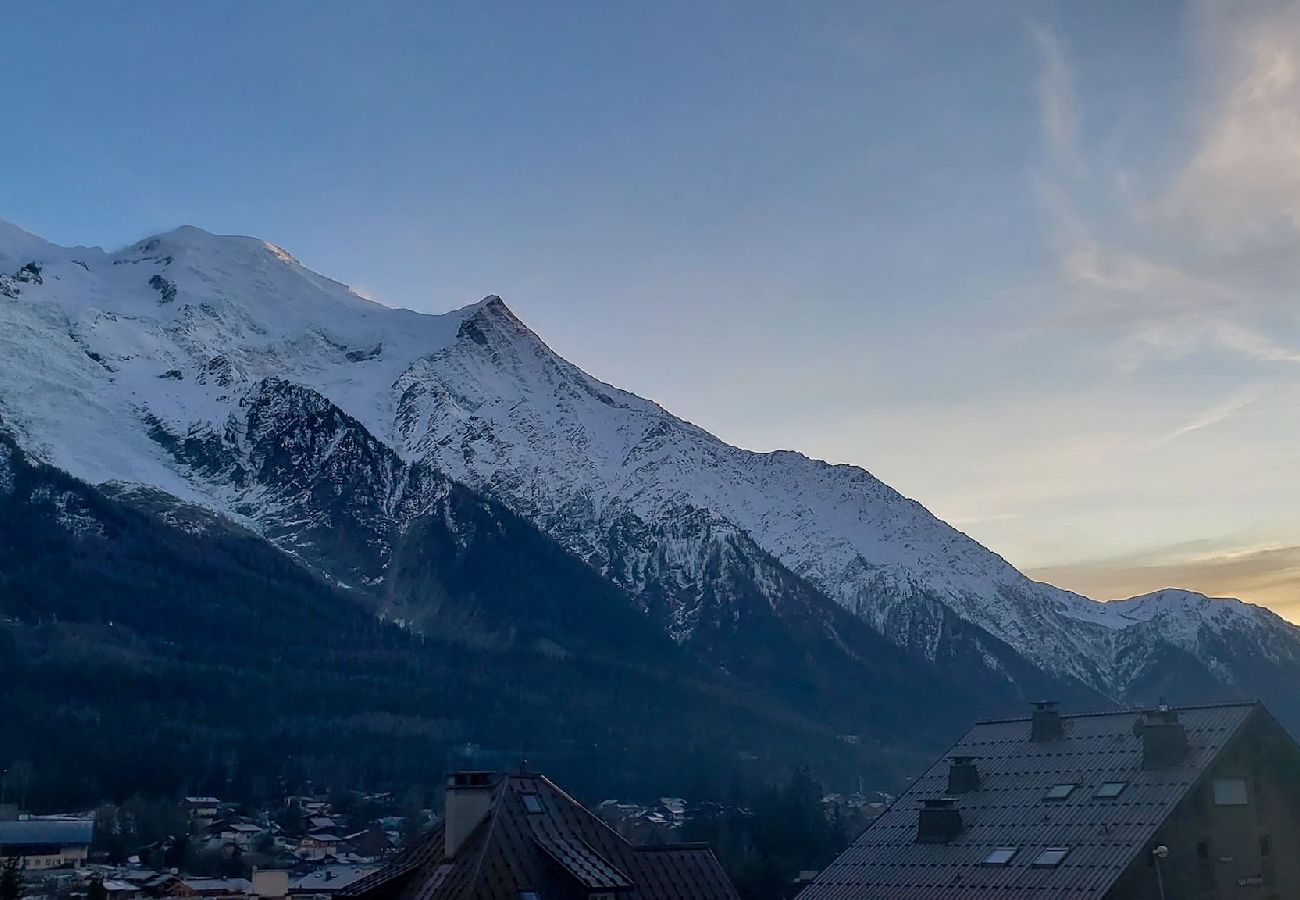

{"left": 444, "top": 772, "right": 495, "bottom": 859}
{"left": 946, "top": 757, "right": 980, "bottom": 794}
{"left": 251, "top": 870, "right": 287, "bottom": 900}
{"left": 1139, "top": 706, "right": 1189, "bottom": 769}
{"left": 1031, "top": 701, "right": 1063, "bottom": 742}
{"left": 916, "top": 797, "right": 963, "bottom": 843}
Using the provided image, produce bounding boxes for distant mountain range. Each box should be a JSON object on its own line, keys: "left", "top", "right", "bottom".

{"left": 2, "top": 220, "right": 1297, "bottom": 802}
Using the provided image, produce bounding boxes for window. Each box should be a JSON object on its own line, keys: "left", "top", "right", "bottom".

{"left": 1196, "top": 840, "right": 1210, "bottom": 859}
{"left": 1260, "top": 835, "right": 1272, "bottom": 857}
{"left": 520, "top": 793, "right": 544, "bottom": 814}
{"left": 982, "top": 847, "right": 1017, "bottom": 866}
{"left": 1095, "top": 782, "right": 1127, "bottom": 798}
{"left": 1043, "top": 783, "right": 1076, "bottom": 801}
{"left": 1033, "top": 847, "right": 1069, "bottom": 867}
{"left": 1213, "top": 777, "right": 1248, "bottom": 806}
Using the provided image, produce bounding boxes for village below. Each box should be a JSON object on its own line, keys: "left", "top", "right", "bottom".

{"left": 0, "top": 769, "right": 885, "bottom": 900}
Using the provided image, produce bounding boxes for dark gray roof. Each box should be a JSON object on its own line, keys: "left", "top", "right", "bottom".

{"left": 532, "top": 831, "right": 633, "bottom": 890}
{"left": 290, "top": 867, "right": 377, "bottom": 893}
{"left": 0, "top": 819, "right": 94, "bottom": 847}
{"left": 799, "top": 702, "right": 1264, "bottom": 900}
{"left": 340, "top": 772, "right": 738, "bottom": 900}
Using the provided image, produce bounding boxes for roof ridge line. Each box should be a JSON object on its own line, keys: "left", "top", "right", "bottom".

{"left": 975, "top": 699, "right": 1261, "bottom": 725}
{"left": 463, "top": 776, "right": 510, "bottom": 892}
{"left": 636, "top": 842, "right": 715, "bottom": 851}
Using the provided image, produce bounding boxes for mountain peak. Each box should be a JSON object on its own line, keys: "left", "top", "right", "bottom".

{"left": 0, "top": 218, "right": 64, "bottom": 265}
{"left": 454, "top": 293, "right": 541, "bottom": 345}
{"left": 122, "top": 225, "right": 300, "bottom": 267}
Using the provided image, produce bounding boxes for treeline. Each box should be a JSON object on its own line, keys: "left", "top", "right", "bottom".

{"left": 686, "top": 766, "right": 870, "bottom": 900}
{"left": 0, "top": 436, "right": 883, "bottom": 812}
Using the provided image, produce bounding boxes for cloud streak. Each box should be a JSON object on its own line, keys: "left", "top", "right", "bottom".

{"left": 1030, "top": 12, "right": 1300, "bottom": 372}
{"left": 1149, "top": 387, "right": 1258, "bottom": 448}
{"left": 1168, "top": 1, "right": 1300, "bottom": 245}
{"left": 1030, "top": 22, "right": 1084, "bottom": 176}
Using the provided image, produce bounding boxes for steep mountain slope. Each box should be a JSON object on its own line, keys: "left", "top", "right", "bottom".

{"left": 1, "top": 220, "right": 1297, "bottom": 725}
{"left": 0, "top": 432, "right": 919, "bottom": 810}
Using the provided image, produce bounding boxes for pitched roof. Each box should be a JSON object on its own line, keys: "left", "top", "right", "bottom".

{"left": 289, "top": 866, "right": 378, "bottom": 893}
{"left": 339, "top": 772, "right": 737, "bottom": 900}
{"left": 799, "top": 702, "right": 1265, "bottom": 900}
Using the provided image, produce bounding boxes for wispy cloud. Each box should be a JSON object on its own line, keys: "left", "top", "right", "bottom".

{"left": 1029, "top": 13, "right": 1300, "bottom": 372}
{"left": 1167, "top": 1, "right": 1300, "bottom": 246}
{"left": 1030, "top": 22, "right": 1084, "bottom": 176}
{"left": 1150, "top": 387, "right": 1258, "bottom": 448}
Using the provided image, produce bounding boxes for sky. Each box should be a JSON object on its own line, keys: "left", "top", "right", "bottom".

{"left": 3, "top": 1, "right": 1299, "bottom": 619}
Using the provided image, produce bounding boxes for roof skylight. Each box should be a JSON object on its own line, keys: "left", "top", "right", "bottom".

{"left": 1043, "top": 783, "right": 1075, "bottom": 801}
{"left": 1033, "top": 847, "right": 1069, "bottom": 867}
{"left": 1095, "top": 782, "right": 1127, "bottom": 798}
{"left": 981, "top": 847, "right": 1017, "bottom": 866}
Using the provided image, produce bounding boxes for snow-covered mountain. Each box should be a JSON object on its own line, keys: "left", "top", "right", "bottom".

{"left": 2, "top": 220, "right": 1297, "bottom": 718}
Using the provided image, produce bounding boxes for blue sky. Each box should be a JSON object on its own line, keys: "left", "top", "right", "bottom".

{"left": 5, "top": 1, "right": 1299, "bottom": 616}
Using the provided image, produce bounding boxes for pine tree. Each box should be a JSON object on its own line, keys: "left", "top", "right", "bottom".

{"left": 0, "top": 857, "right": 23, "bottom": 900}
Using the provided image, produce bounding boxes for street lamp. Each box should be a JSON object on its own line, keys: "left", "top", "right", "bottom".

{"left": 1152, "top": 845, "right": 1169, "bottom": 900}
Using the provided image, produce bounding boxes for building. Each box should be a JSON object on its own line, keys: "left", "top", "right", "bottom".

{"left": 288, "top": 866, "right": 378, "bottom": 900}
{"left": 214, "top": 822, "right": 265, "bottom": 849}
{"left": 800, "top": 700, "right": 1300, "bottom": 900}
{"left": 0, "top": 818, "right": 94, "bottom": 870}
{"left": 165, "top": 877, "right": 254, "bottom": 898}
{"left": 339, "top": 769, "right": 739, "bottom": 900}
{"left": 340, "top": 827, "right": 394, "bottom": 860}
{"left": 102, "top": 878, "right": 146, "bottom": 900}
{"left": 185, "top": 798, "right": 222, "bottom": 820}
{"left": 298, "top": 830, "right": 342, "bottom": 860}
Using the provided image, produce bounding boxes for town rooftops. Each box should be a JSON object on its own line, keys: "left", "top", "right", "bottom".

{"left": 799, "top": 701, "right": 1268, "bottom": 900}
{"left": 339, "top": 771, "right": 738, "bottom": 900}
{"left": 290, "top": 866, "right": 378, "bottom": 894}
{"left": 174, "top": 877, "right": 253, "bottom": 896}
{"left": 0, "top": 818, "right": 94, "bottom": 847}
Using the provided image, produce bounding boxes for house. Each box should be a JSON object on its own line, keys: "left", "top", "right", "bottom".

{"left": 800, "top": 700, "right": 1300, "bottom": 900}
{"left": 339, "top": 769, "right": 739, "bottom": 900}
{"left": 0, "top": 818, "right": 94, "bottom": 870}
{"left": 340, "top": 826, "right": 394, "bottom": 860}
{"left": 102, "top": 878, "right": 146, "bottom": 900}
{"left": 208, "top": 820, "right": 265, "bottom": 850}
{"left": 166, "top": 877, "right": 253, "bottom": 898}
{"left": 297, "top": 831, "right": 342, "bottom": 860}
{"left": 184, "top": 798, "right": 222, "bottom": 821}
{"left": 288, "top": 866, "right": 377, "bottom": 900}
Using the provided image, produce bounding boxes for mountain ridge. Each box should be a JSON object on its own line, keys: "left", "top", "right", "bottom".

{"left": 2, "top": 219, "right": 1297, "bottom": 727}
